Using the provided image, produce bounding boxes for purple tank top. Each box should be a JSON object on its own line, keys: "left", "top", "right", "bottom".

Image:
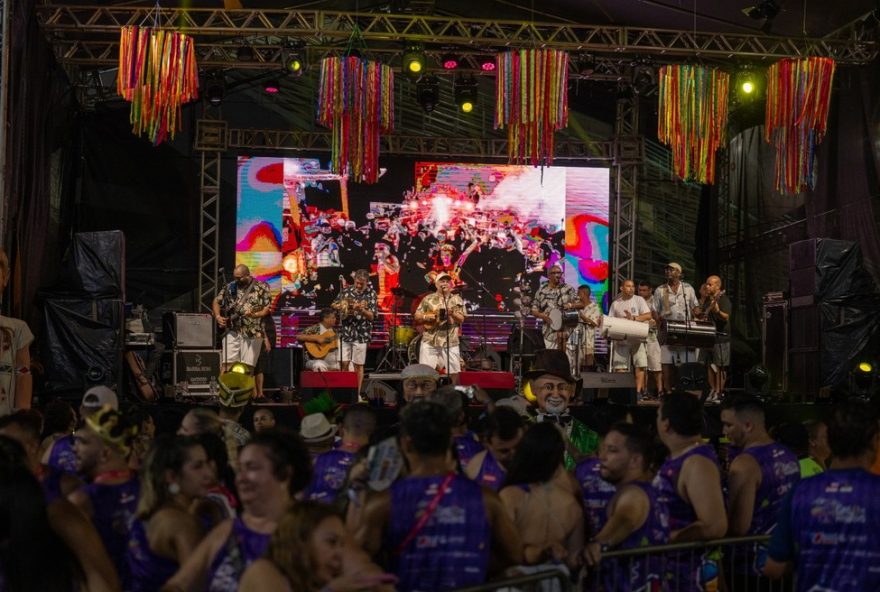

{"left": 47, "top": 434, "right": 78, "bottom": 475}
{"left": 454, "top": 432, "right": 483, "bottom": 469}
{"left": 787, "top": 468, "right": 880, "bottom": 591}
{"left": 84, "top": 478, "right": 141, "bottom": 591}
{"left": 127, "top": 518, "right": 179, "bottom": 592}
{"left": 473, "top": 451, "right": 505, "bottom": 492}
{"left": 652, "top": 444, "right": 721, "bottom": 592}
{"left": 575, "top": 457, "right": 616, "bottom": 536}
{"left": 388, "top": 474, "right": 490, "bottom": 592}
{"left": 207, "top": 517, "right": 271, "bottom": 592}
{"left": 304, "top": 448, "right": 356, "bottom": 503}
{"left": 743, "top": 443, "right": 800, "bottom": 535}
{"left": 601, "top": 481, "right": 670, "bottom": 592}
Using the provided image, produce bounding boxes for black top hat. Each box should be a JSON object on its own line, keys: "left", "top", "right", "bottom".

{"left": 524, "top": 349, "right": 576, "bottom": 383}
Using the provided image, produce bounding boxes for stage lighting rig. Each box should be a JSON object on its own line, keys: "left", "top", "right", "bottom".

{"left": 204, "top": 71, "right": 226, "bottom": 107}
{"left": 477, "top": 55, "right": 496, "bottom": 72}
{"left": 441, "top": 53, "right": 460, "bottom": 71}
{"left": 264, "top": 78, "right": 281, "bottom": 94}
{"left": 402, "top": 45, "right": 427, "bottom": 77}
{"left": 282, "top": 42, "right": 305, "bottom": 77}
{"left": 416, "top": 75, "right": 440, "bottom": 113}
{"left": 454, "top": 76, "right": 478, "bottom": 113}
{"left": 743, "top": 0, "right": 780, "bottom": 20}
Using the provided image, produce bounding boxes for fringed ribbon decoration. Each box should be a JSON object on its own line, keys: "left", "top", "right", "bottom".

{"left": 495, "top": 49, "right": 569, "bottom": 166}
{"left": 117, "top": 25, "right": 199, "bottom": 145}
{"left": 657, "top": 65, "right": 730, "bottom": 185}
{"left": 764, "top": 57, "right": 836, "bottom": 195}
{"left": 317, "top": 56, "right": 394, "bottom": 184}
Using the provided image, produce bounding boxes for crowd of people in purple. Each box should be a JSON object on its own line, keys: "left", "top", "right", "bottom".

{"left": 0, "top": 349, "right": 879, "bottom": 592}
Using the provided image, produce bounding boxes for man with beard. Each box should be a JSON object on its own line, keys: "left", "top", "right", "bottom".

{"left": 68, "top": 406, "right": 141, "bottom": 590}
{"left": 414, "top": 273, "right": 466, "bottom": 382}
{"left": 528, "top": 349, "right": 599, "bottom": 469}
{"left": 652, "top": 263, "right": 698, "bottom": 390}
{"left": 332, "top": 269, "right": 378, "bottom": 392}
{"left": 531, "top": 265, "right": 577, "bottom": 350}
{"left": 213, "top": 264, "right": 272, "bottom": 372}
{"left": 465, "top": 407, "right": 526, "bottom": 491}
{"left": 585, "top": 422, "right": 669, "bottom": 591}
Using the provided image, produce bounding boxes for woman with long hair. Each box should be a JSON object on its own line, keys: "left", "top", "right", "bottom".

{"left": 163, "top": 429, "right": 389, "bottom": 592}
{"left": 0, "top": 442, "right": 85, "bottom": 592}
{"left": 240, "top": 502, "right": 394, "bottom": 592}
{"left": 500, "top": 422, "right": 585, "bottom": 570}
{"left": 128, "top": 435, "right": 213, "bottom": 592}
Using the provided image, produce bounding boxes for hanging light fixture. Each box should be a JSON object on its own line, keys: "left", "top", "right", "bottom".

{"left": 455, "top": 76, "right": 478, "bottom": 113}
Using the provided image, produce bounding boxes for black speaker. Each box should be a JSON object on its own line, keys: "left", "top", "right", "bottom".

{"left": 267, "top": 348, "right": 295, "bottom": 389}
{"left": 762, "top": 298, "right": 788, "bottom": 393}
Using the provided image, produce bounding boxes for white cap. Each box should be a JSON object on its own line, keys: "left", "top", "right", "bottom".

{"left": 81, "top": 386, "right": 119, "bottom": 411}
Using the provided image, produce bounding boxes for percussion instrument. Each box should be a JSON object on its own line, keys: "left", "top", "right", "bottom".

{"left": 599, "top": 315, "right": 649, "bottom": 343}
{"left": 548, "top": 308, "right": 580, "bottom": 331}
{"left": 393, "top": 326, "right": 416, "bottom": 348}
{"left": 657, "top": 319, "right": 716, "bottom": 349}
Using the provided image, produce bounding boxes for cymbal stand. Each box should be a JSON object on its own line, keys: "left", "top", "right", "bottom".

{"left": 373, "top": 295, "right": 404, "bottom": 372}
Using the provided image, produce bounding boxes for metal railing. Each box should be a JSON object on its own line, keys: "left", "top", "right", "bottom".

{"left": 452, "top": 569, "right": 571, "bottom": 592}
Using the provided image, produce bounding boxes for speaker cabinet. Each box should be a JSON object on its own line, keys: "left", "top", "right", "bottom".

{"left": 172, "top": 349, "right": 221, "bottom": 391}
{"left": 762, "top": 299, "right": 788, "bottom": 393}
{"left": 163, "top": 312, "right": 215, "bottom": 349}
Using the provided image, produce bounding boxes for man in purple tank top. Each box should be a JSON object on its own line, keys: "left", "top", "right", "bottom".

{"left": 721, "top": 396, "right": 799, "bottom": 580}
{"left": 464, "top": 406, "right": 525, "bottom": 491}
{"left": 304, "top": 404, "right": 377, "bottom": 503}
{"left": 653, "top": 392, "right": 727, "bottom": 592}
{"left": 765, "top": 399, "right": 880, "bottom": 591}
{"left": 358, "top": 401, "right": 523, "bottom": 592}
{"left": 585, "top": 422, "right": 669, "bottom": 592}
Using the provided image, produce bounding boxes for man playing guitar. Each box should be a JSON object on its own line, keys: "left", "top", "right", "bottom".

{"left": 332, "top": 269, "right": 377, "bottom": 391}
{"left": 212, "top": 264, "right": 272, "bottom": 372}
{"left": 531, "top": 264, "right": 577, "bottom": 350}
{"left": 414, "top": 272, "right": 467, "bottom": 382}
{"left": 296, "top": 308, "right": 339, "bottom": 371}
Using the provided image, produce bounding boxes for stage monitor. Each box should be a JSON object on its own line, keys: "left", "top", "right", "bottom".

{"left": 235, "top": 157, "right": 609, "bottom": 345}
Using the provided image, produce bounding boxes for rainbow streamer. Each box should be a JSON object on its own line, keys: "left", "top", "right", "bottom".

{"left": 316, "top": 56, "right": 394, "bottom": 184}
{"left": 117, "top": 25, "right": 199, "bottom": 145}
{"left": 495, "top": 49, "right": 569, "bottom": 166}
{"left": 657, "top": 65, "right": 730, "bottom": 185}
{"left": 764, "top": 57, "right": 836, "bottom": 195}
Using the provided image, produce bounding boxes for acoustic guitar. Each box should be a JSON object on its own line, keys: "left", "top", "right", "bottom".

{"left": 304, "top": 331, "right": 339, "bottom": 359}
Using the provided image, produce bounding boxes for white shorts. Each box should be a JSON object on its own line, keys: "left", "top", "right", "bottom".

{"left": 611, "top": 341, "right": 647, "bottom": 370}
{"left": 305, "top": 358, "right": 337, "bottom": 372}
{"left": 644, "top": 338, "right": 662, "bottom": 372}
{"left": 222, "top": 332, "right": 263, "bottom": 367}
{"left": 339, "top": 342, "right": 368, "bottom": 366}
{"left": 661, "top": 345, "right": 697, "bottom": 366}
{"left": 419, "top": 341, "right": 461, "bottom": 374}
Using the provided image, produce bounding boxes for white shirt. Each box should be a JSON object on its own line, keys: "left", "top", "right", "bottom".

{"left": 653, "top": 282, "right": 698, "bottom": 321}
{"left": 609, "top": 295, "right": 650, "bottom": 319}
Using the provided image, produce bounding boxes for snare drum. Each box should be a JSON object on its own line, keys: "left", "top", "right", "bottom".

{"left": 599, "top": 315, "right": 650, "bottom": 343}
{"left": 548, "top": 308, "right": 580, "bottom": 331}
{"left": 393, "top": 326, "right": 416, "bottom": 348}
{"left": 657, "top": 319, "right": 716, "bottom": 348}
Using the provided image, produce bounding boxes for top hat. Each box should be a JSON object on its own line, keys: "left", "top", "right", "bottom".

{"left": 524, "top": 349, "right": 576, "bottom": 383}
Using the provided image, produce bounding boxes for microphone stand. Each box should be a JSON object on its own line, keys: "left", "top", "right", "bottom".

{"left": 457, "top": 265, "right": 493, "bottom": 361}
{"left": 443, "top": 291, "right": 452, "bottom": 382}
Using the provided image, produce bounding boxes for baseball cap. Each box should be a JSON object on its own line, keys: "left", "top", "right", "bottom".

{"left": 666, "top": 262, "right": 682, "bottom": 273}
{"left": 434, "top": 272, "right": 452, "bottom": 285}
{"left": 81, "top": 386, "right": 119, "bottom": 411}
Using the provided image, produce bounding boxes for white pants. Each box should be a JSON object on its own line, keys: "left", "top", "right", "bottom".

{"left": 305, "top": 350, "right": 339, "bottom": 372}
{"left": 339, "top": 342, "right": 368, "bottom": 366}
{"left": 419, "top": 341, "right": 461, "bottom": 374}
{"left": 222, "top": 332, "right": 262, "bottom": 367}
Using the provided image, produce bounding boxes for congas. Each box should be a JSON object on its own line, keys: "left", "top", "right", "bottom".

{"left": 657, "top": 319, "right": 716, "bottom": 348}
{"left": 548, "top": 308, "right": 580, "bottom": 331}
{"left": 599, "top": 315, "right": 649, "bottom": 343}
{"left": 393, "top": 326, "right": 416, "bottom": 348}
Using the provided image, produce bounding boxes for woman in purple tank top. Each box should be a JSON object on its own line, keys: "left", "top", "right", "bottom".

{"left": 127, "top": 435, "right": 213, "bottom": 592}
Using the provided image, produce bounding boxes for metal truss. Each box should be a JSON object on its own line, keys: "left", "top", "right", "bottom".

{"left": 610, "top": 93, "right": 641, "bottom": 293}
{"left": 197, "top": 120, "right": 225, "bottom": 313}
{"left": 36, "top": 6, "right": 877, "bottom": 65}
{"left": 0, "top": 0, "right": 7, "bottom": 244}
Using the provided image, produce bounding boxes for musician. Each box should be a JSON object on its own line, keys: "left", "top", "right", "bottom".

{"left": 332, "top": 269, "right": 377, "bottom": 391}
{"left": 212, "top": 264, "right": 272, "bottom": 372}
{"left": 702, "top": 276, "right": 732, "bottom": 404}
{"left": 638, "top": 281, "right": 664, "bottom": 397}
{"left": 566, "top": 285, "right": 601, "bottom": 373}
{"left": 609, "top": 280, "right": 652, "bottom": 395}
{"left": 531, "top": 264, "right": 577, "bottom": 350}
{"left": 414, "top": 272, "right": 466, "bottom": 381}
{"left": 652, "top": 262, "right": 698, "bottom": 392}
{"left": 296, "top": 308, "right": 339, "bottom": 371}
{"left": 372, "top": 241, "right": 400, "bottom": 312}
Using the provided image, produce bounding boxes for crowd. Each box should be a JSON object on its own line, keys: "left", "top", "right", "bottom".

{"left": 0, "top": 347, "right": 878, "bottom": 592}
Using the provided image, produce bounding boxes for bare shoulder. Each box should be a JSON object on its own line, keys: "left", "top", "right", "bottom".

{"left": 240, "top": 559, "right": 288, "bottom": 592}
{"left": 464, "top": 450, "right": 487, "bottom": 479}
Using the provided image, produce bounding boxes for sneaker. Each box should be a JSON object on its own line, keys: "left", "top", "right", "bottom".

{"left": 705, "top": 391, "right": 722, "bottom": 404}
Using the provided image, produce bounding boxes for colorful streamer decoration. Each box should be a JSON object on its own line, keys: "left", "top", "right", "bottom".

{"left": 495, "top": 49, "right": 570, "bottom": 166}
{"left": 317, "top": 56, "right": 394, "bottom": 184}
{"left": 764, "top": 57, "right": 836, "bottom": 195}
{"left": 657, "top": 65, "right": 730, "bottom": 185}
{"left": 117, "top": 25, "right": 199, "bottom": 145}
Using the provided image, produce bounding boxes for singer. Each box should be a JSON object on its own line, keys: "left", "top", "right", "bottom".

{"left": 414, "top": 272, "right": 467, "bottom": 381}
{"left": 652, "top": 262, "right": 698, "bottom": 391}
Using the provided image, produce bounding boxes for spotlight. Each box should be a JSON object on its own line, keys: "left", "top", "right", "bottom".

{"left": 402, "top": 45, "right": 427, "bottom": 77}
{"left": 478, "top": 55, "right": 496, "bottom": 72}
{"left": 264, "top": 78, "right": 281, "bottom": 94}
{"left": 850, "top": 359, "right": 876, "bottom": 399}
{"left": 441, "top": 53, "right": 460, "bottom": 70}
{"left": 204, "top": 72, "right": 226, "bottom": 107}
{"left": 282, "top": 43, "right": 305, "bottom": 77}
{"left": 858, "top": 361, "right": 874, "bottom": 373}
{"left": 734, "top": 68, "right": 763, "bottom": 101}
{"left": 454, "top": 76, "right": 478, "bottom": 113}
{"left": 577, "top": 55, "right": 596, "bottom": 77}
{"left": 632, "top": 68, "right": 654, "bottom": 94}
{"left": 416, "top": 75, "right": 440, "bottom": 113}
{"left": 743, "top": 0, "right": 780, "bottom": 20}
{"left": 746, "top": 364, "right": 771, "bottom": 396}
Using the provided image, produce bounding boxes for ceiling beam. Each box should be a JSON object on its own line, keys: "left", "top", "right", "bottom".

{"left": 36, "top": 6, "right": 877, "bottom": 65}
